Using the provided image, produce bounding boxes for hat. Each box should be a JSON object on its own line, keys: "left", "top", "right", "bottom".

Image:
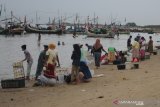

{"left": 44, "top": 45, "right": 48, "bottom": 48}
{"left": 49, "top": 43, "right": 56, "bottom": 49}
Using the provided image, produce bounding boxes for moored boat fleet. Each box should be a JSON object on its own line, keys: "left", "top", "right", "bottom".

{"left": 0, "top": 10, "right": 155, "bottom": 38}
{"left": 0, "top": 21, "right": 155, "bottom": 38}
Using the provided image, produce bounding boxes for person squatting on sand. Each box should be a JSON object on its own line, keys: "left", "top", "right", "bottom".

{"left": 92, "top": 39, "right": 107, "bottom": 69}
{"left": 107, "top": 47, "right": 117, "bottom": 63}
{"left": 21, "top": 44, "right": 33, "bottom": 80}
{"left": 34, "top": 43, "right": 60, "bottom": 86}
{"left": 78, "top": 61, "right": 92, "bottom": 82}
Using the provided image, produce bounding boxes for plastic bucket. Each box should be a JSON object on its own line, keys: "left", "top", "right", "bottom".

{"left": 57, "top": 74, "right": 64, "bottom": 83}
{"left": 133, "top": 64, "right": 139, "bottom": 69}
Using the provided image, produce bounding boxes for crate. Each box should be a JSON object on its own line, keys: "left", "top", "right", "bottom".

{"left": 13, "top": 62, "right": 25, "bottom": 79}
{"left": 1, "top": 78, "right": 25, "bottom": 89}
{"left": 117, "top": 64, "right": 126, "bottom": 70}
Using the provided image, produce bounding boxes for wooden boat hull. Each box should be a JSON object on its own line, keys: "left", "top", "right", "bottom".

{"left": 10, "top": 28, "right": 24, "bottom": 35}
{"left": 119, "top": 31, "right": 130, "bottom": 35}
{"left": 155, "top": 46, "right": 160, "bottom": 49}
{"left": 25, "top": 25, "right": 62, "bottom": 34}
{"left": 86, "top": 30, "right": 115, "bottom": 38}
{"left": 0, "top": 28, "right": 24, "bottom": 35}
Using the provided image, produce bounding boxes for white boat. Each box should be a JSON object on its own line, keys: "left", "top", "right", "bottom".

{"left": 86, "top": 29, "right": 115, "bottom": 38}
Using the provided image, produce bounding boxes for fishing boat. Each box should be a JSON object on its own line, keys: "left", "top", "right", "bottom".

{"left": 86, "top": 28, "right": 115, "bottom": 38}
{"left": 0, "top": 11, "right": 25, "bottom": 35}
{"left": 0, "top": 27, "right": 5, "bottom": 34}
{"left": 147, "top": 30, "right": 154, "bottom": 34}
{"left": 65, "top": 26, "right": 85, "bottom": 34}
{"left": 25, "top": 24, "right": 62, "bottom": 34}
{"left": 10, "top": 27, "right": 24, "bottom": 35}
{"left": 0, "top": 24, "right": 25, "bottom": 35}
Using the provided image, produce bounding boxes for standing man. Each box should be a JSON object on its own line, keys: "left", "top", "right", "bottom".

{"left": 35, "top": 45, "right": 48, "bottom": 80}
{"left": 38, "top": 33, "right": 41, "bottom": 41}
{"left": 117, "top": 30, "right": 119, "bottom": 39}
{"left": 127, "top": 35, "right": 132, "bottom": 51}
{"left": 21, "top": 45, "right": 33, "bottom": 80}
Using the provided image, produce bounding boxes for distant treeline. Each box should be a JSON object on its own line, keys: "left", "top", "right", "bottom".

{"left": 143, "top": 25, "right": 160, "bottom": 29}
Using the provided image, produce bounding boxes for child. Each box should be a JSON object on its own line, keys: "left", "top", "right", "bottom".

{"left": 21, "top": 45, "right": 33, "bottom": 80}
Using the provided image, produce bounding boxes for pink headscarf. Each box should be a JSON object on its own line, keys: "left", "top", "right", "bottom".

{"left": 93, "top": 39, "right": 102, "bottom": 50}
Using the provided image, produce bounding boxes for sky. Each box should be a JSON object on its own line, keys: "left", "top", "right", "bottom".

{"left": 0, "top": 0, "right": 160, "bottom": 26}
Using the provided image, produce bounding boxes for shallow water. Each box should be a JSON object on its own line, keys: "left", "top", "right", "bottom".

{"left": 0, "top": 33, "right": 159, "bottom": 80}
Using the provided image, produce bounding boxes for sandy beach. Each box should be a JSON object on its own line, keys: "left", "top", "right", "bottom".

{"left": 0, "top": 52, "right": 160, "bottom": 107}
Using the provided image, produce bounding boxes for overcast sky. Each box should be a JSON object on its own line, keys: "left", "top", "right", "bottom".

{"left": 0, "top": 0, "right": 160, "bottom": 25}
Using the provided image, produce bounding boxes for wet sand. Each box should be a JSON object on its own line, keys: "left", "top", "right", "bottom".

{"left": 0, "top": 52, "right": 160, "bottom": 107}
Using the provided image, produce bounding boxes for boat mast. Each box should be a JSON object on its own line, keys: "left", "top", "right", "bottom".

{"left": 48, "top": 17, "right": 51, "bottom": 25}
{"left": 11, "top": 11, "right": 13, "bottom": 24}
{"left": 4, "top": 5, "right": 8, "bottom": 29}
{"left": 36, "top": 11, "right": 38, "bottom": 27}
{"left": 0, "top": 4, "right": 2, "bottom": 18}
{"left": 0, "top": 4, "right": 2, "bottom": 27}
{"left": 96, "top": 16, "right": 98, "bottom": 28}
{"left": 94, "top": 12, "right": 95, "bottom": 26}
{"left": 87, "top": 15, "right": 89, "bottom": 28}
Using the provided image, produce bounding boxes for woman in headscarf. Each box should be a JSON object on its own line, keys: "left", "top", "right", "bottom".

{"left": 147, "top": 36, "right": 153, "bottom": 55}
{"left": 93, "top": 39, "right": 107, "bottom": 68}
{"left": 35, "top": 43, "right": 60, "bottom": 86}
{"left": 140, "top": 37, "right": 146, "bottom": 60}
{"left": 71, "top": 44, "right": 81, "bottom": 84}
{"left": 132, "top": 38, "right": 140, "bottom": 62}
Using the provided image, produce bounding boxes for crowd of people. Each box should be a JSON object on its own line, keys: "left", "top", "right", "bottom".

{"left": 128, "top": 35, "right": 153, "bottom": 62}
{"left": 20, "top": 34, "right": 154, "bottom": 86}
{"left": 21, "top": 42, "right": 92, "bottom": 86}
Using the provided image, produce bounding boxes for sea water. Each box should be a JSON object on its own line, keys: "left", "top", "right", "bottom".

{"left": 0, "top": 33, "right": 159, "bottom": 80}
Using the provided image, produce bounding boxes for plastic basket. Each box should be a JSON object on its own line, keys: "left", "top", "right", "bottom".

{"left": 113, "top": 60, "right": 121, "bottom": 65}
{"left": 12, "top": 62, "right": 25, "bottom": 79}
{"left": 1, "top": 78, "right": 25, "bottom": 89}
{"left": 117, "top": 64, "right": 126, "bottom": 70}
